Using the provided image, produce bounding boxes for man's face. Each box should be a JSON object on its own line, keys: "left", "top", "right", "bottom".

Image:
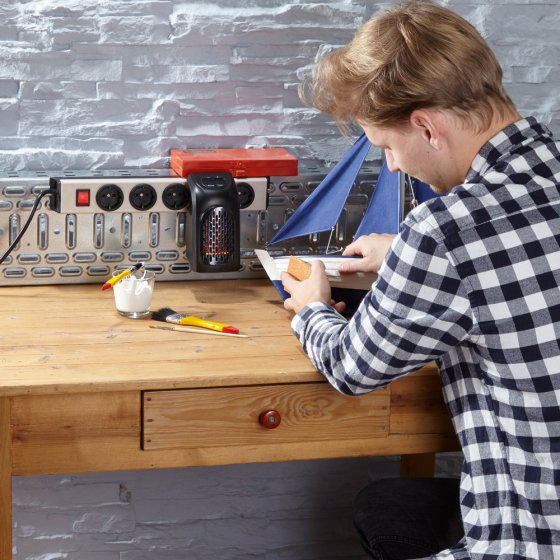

{"left": 360, "top": 121, "right": 453, "bottom": 194}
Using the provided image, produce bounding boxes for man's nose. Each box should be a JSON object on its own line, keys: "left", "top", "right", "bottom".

{"left": 384, "top": 151, "right": 400, "bottom": 173}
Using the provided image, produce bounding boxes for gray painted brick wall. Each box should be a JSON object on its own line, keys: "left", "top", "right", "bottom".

{"left": 4, "top": 0, "right": 558, "bottom": 558}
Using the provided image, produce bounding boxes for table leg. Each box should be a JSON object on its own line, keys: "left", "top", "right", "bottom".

{"left": 0, "top": 397, "right": 12, "bottom": 559}
{"left": 400, "top": 452, "right": 435, "bottom": 477}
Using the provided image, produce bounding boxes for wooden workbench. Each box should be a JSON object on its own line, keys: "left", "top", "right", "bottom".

{"left": 0, "top": 279, "right": 459, "bottom": 558}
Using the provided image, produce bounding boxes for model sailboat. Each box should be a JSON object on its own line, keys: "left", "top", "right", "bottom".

{"left": 256, "top": 133, "right": 438, "bottom": 312}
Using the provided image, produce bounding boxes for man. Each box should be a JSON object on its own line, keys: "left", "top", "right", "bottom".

{"left": 281, "top": 1, "right": 560, "bottom": 559}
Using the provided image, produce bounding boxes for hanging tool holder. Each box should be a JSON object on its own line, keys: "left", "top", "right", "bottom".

{"left": 0, "top": 154, "right": 385, "bottom": 286}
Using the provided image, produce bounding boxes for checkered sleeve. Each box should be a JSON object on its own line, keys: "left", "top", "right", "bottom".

{"left": 291, "top": 221, "right": 475, "bottom": 395}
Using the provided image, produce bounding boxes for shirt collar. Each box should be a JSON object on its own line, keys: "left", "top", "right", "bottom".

{"left": 466, "top": 116, "right": 553, "bottom": 183}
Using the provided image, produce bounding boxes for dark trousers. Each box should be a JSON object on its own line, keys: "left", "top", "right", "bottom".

{"left": 353, "top": 477, "right": 464, "bottom": 560}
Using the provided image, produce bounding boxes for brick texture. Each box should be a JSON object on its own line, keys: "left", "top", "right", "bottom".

{"left": 5, "top": 0, "right": 558, "bottom": 558}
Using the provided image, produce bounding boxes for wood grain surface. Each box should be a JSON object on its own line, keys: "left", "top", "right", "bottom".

{"left": 0, "top": 280, "right": 322, "bottom": 396}
{"left": 1, "top": 278, "right": 459, "bottom": 560}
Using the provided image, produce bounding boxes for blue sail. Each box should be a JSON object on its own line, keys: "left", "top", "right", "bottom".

{"left": 267, "top": 133, "right": 439, "bottom": 246}
{"left": 354, "top": 160, "right": 401, "bottom": 238}
{"left": 268, "top": 133, "right": 371, "bottom": 245}
{"left": 354, "top": 171, "right": 442, "bottom": 238}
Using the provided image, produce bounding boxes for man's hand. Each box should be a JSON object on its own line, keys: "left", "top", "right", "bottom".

{"left": 281, "top": 260, "right": 345, "bottom": 314}
{"left": 339, "top": 233, "right": 396, "bottom": 274}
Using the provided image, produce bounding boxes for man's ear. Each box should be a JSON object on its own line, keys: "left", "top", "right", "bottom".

{"left": 410, "top": 109, "right": 442, "bottom": 150}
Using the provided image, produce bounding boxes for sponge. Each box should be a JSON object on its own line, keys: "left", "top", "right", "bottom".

{"left": 287, "top": 256, "right": 312, "bottom": 280}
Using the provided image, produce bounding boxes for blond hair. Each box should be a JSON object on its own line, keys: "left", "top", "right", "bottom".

{"left": 302, "top": 0, "right": 514, "bottom": 132}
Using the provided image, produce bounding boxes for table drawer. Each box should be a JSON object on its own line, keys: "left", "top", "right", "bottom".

{"left": 142, "top": 383, "right": 389, "bottom": 451}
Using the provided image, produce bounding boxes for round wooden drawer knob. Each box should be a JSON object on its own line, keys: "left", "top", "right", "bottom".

{"left": 259, "top": 410, "right": 281, "bottom": 429}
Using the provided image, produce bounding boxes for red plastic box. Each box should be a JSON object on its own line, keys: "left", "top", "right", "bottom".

{"left": 170, "top": 147, "right": 298, "bottom": 178}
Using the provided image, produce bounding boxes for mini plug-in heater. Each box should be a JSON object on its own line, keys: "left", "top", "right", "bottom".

{"left": 186, "top": 172, "right": 240, "bottom": 273}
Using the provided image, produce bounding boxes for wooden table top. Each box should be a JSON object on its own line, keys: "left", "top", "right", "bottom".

{"left": 0, "top": 279, "right": 329, "bottom": 396}
{"left": 0, "top": 279, "right": 438, "bottom": 397}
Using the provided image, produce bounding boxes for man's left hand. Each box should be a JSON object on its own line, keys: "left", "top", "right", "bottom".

{"left": 281, "top": 260, "right": 345, "bottom": 314}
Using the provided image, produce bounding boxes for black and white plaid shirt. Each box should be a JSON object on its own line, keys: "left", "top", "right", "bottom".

{"left": 292, "top": 117, "right": 560, "bottom": 560}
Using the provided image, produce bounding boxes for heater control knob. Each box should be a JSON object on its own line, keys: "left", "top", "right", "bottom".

{"left": 259, "top": 410, "right": 281, "bottom": 429}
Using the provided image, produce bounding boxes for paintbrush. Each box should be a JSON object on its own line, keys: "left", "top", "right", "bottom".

{"left": 101, "top": 262, "right": 144, "bottom": 291}
{"left": 149, "top": 324, "right": 248, "bottom": 338}
{"left": 151, "top": 307, "right": 240, "bottom": 334}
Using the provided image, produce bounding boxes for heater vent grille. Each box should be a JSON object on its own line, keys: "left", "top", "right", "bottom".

{"left": 202, "top": 206, "right": 236, "bottom": 266}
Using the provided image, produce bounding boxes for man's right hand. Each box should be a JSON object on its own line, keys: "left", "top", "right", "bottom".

{"left": 338, "top": 233, "right": 396, "bottom": 274}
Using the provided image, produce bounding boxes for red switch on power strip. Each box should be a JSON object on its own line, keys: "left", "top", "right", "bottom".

{"left": 76, "top": 189, "right": 90, "bottom": 207}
